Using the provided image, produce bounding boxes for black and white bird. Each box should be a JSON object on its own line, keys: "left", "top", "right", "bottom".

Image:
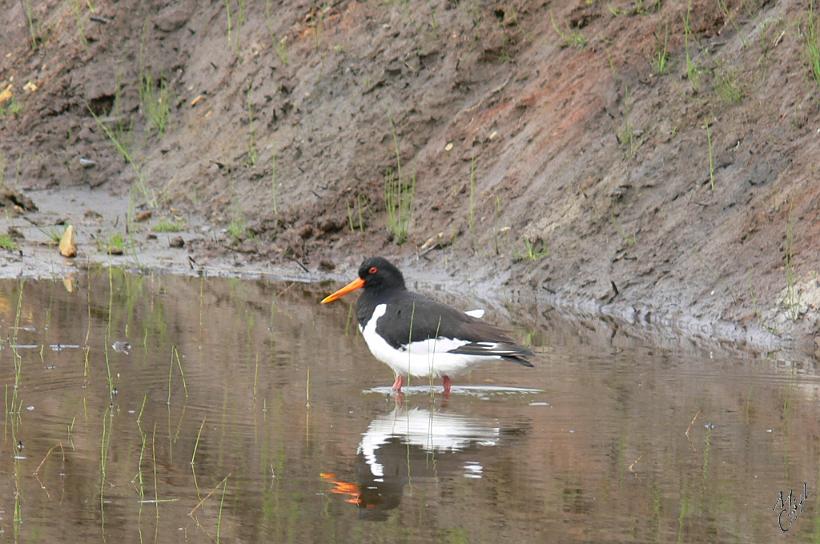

{"left": 320, "top": 257, "right": 534, "bottom": 394}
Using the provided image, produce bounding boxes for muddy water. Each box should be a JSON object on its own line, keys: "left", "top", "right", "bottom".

{"left": 0, "top": 271, "right": 818, "bottom": 543}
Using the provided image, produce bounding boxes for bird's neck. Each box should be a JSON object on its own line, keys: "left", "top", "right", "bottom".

{"left": 356, "top": 285, "right": 404, "bottom": 327}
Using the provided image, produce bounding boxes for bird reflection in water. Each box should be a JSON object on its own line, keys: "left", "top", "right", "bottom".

{"left": 321, "top": 403, "right": 519, "bottom": 520}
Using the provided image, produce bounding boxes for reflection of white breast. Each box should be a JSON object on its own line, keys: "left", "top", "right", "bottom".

{"left": 357, "top": 408, "right": 500, "bottom": 479}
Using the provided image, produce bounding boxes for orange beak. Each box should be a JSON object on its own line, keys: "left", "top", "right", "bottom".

{"left": 320, "top": 277, "right": 365, "bottom": 304}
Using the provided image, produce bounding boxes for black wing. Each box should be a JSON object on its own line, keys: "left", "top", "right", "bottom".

{"left": 374, "top": 292, "right": 534, "bottom": 366}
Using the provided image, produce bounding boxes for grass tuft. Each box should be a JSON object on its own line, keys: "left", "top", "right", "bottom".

{"left": 347, "top": 194, "right": 367, "bottom": 232}
{"left": 714, "top": 69, "right": 743, "bottom": 104}
{"left": 516, "top": 238, "right": 549, "bottom": 261}
{"left": 139, "top": 73, "right": 171, "bottom": 135}
{"left": 0, "top": 96, "right": 22, "bottom": 118}
{"left": 0, "top": 234, "right": 18, "bottom": 251}
{"left": 550, "top": 13, "right": 586, "bottom": 48}
{"left": 384, "top": 119, "right": 415, "bottom": 244}
{"left": 384, "top": 172, "right": 415, "bottom": 245}
{"left": 152, "top": 219, "right": 185, "bottom": 233}
{"left": 22, "top": 1, "right": 39, "bottom": 49}
{"left": 617, "top": 121, "right": 640, "bottom": 159}
{"left": 275, "top": 36, "right": 289, "bottom": 64}
{"left": 227, "top": 218, "right": 248, "bottom": 241}
{"left": 652, "top": 25, "right": 670, "bottom": 75}
{"left": 104, "top": 233, "right": 126, "bottom": 255}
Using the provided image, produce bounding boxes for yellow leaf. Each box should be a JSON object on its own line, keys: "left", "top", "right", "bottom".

{"left": 59, "top": 225, "right": 77, "bottom": 258}
{"left": 0, "top": 84, "right": 12, "bottom": 105}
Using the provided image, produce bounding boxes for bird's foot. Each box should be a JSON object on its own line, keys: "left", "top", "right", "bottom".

{"left": 391, "top": 374, "right": 404, "bottom": 394}
{"left": 442, "top": 375, "right": 452, "bottom": 396}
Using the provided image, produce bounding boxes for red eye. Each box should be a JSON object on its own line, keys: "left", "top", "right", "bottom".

{"left": 368, "top": 266, "right": 378, "bottom": 275}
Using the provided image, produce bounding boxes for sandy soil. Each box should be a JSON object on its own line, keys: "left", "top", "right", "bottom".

{"left": 0, "top": 0, "right": 817, "bottom": 355}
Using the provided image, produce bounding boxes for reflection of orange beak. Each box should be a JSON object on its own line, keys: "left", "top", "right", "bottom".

{"left": 320, "top": 277, "right": 365, "bottom": 304}
{"left": 320, "top": 472, "right": 362, "bottom": 505}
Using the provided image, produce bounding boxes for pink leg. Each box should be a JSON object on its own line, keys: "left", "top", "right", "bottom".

{"left": 442, "top": 375, "right": 452, "bottom": 396}
{"left": 391, "top": 374, "right": 404, "bottom": 393}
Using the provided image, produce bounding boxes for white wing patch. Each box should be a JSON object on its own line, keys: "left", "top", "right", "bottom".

{"left": 406, "top": 337, "right": 469, "bottom": 355}
{"left": 464, "top": 309, "right": 485, "bottom": 319}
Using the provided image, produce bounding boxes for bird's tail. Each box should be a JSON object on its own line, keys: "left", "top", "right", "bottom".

{"left": 503, "top": 354, "right": 535, "bottom": 367}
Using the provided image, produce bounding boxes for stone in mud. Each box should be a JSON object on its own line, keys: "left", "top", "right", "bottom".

{"left": 84, "top": 210, "right": 103, "bottom": 221}
{"left": 298, "top": 224, "right": 314, "bottom": 239}
{"left": 169, "top": 236, "right": 185, "bottom": 248}
{"left": 318, "top": 218, "right": 343, "bottom": 235}
{"left": 153, "top": 0, "right": 194, "bottom": 32}
{"left": 420, "top": 232, "right": 445, "bottom": 252}
{"left": 59, "top": 225, "right": 77, "bottom": 258}
{"left": 135, "top": 210, "right": 152, "bottom": 222}
{"left": 0, "top": 188, "right": 37, "bottom": 212}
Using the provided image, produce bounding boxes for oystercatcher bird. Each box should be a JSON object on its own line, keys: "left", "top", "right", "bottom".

{"left": 320, "top": 257, "right": 534, "bottom": 395}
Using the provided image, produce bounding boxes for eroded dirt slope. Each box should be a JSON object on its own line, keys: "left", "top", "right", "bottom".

{"left": 0, "top": 0, "right": 818, "bottom": 349}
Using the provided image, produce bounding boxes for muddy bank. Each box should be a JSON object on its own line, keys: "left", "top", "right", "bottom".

{"left": 0, "top": 1, "right": 818, "bottom": 353}
{"left": 0, "top": 184, "right": 814, "bottom": 370}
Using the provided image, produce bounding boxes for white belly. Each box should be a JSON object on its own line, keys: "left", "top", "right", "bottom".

{"left": 360, "top": 304, "right": 500, "bottom": 378}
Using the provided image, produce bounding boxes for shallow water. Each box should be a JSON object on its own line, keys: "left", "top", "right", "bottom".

{"left": 0, "top": 270, "right": 818, "bottom": 543}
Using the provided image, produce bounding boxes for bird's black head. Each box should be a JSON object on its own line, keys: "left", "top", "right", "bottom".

{"left": 357, "top": 257, "right": 405, "bottom": 291}
{"left": 320, "top": 257, "right": 405, "bottom": 304}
